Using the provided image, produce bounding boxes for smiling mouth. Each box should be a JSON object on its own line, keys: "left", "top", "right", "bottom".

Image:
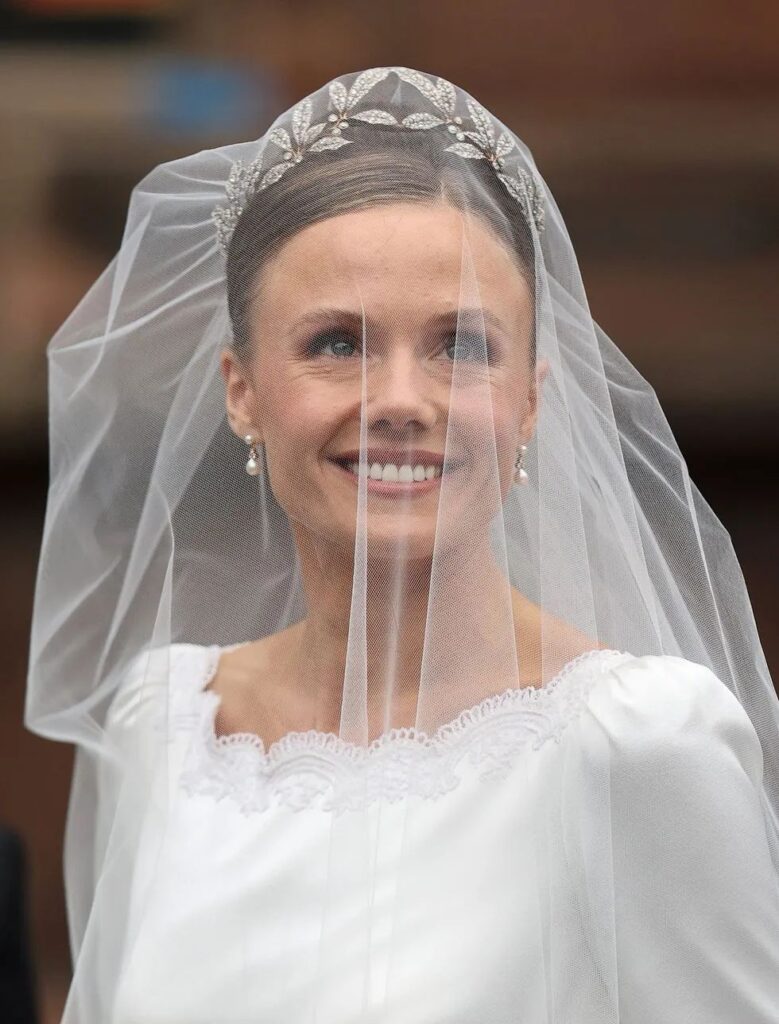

{"left": 328, "top": 458, "right": 461, "bottom": 491}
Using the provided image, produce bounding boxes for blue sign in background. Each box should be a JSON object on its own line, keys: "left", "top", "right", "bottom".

{"left": 141, "top": 57, "right": 280, "bottom": 137}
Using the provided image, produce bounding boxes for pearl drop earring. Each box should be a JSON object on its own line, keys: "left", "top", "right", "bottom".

{"left": 513, "top": 444, "right": 528, "bottom": 486}
{"left": 244, "top": 434, "right": 261, "bottom": 476}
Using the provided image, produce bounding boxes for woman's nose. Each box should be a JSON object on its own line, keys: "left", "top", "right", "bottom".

{"left": 366, "top": 349, "right": 437, "bottom": 430}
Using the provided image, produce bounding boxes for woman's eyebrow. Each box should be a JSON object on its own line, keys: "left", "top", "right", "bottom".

{"left": 431, "top": 308, "right": 509, "bottom": 334}
{"left": 292, "top": 307, "right": 365, "bottom": 330}
{"left": 292, "top": 306, "right": 509, "bottom": 333}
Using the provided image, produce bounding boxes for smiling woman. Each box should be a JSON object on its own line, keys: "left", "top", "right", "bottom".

{"left": 25, "top": 67, "right": 779, "bottom": 1023}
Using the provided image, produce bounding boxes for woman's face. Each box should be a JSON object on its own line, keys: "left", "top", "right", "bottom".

{"left": 222, "top": 201, "right": 544, "bottom": 560}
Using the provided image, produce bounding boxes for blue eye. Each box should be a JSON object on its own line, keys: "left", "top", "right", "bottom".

{"left": 307, "top": 330, "right": 359, "bottom": 359}
{"left": 445, "top": 332, "right": 490, "bottom": 362}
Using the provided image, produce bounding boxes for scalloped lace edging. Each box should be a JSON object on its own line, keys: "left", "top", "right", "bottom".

{"left": 176, "top": 647, "right": 630, "bottom": 815}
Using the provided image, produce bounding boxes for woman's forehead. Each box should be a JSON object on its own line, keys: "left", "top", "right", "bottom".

{"left": 255, "top": 203, "right": 531, "bottom": 326}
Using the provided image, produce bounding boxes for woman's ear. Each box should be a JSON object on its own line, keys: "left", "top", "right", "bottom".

{"left": 520, "top": 357, "right": 549, "bottom": 440}
{"left": 220, "top": 347, "right": 263, "bottom": 443}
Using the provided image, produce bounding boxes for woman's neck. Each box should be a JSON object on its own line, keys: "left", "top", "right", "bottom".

{"left": 284, "top": 532, "right": 534, "bottom": 714}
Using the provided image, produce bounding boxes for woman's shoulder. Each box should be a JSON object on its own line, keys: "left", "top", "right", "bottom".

{"left": 105, "top": 642, "right": 221, "bottom": 735}
{"left": 597, "top": 651, "right": 750, "bottom": 723}
{"left": 119, "top": 642, "right": 220, "bottom": 689}
{"left": 586, "top": 652, "right": 764, "bottom": 788}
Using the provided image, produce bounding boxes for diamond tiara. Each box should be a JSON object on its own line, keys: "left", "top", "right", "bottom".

{"left": 212, "top": 66, "right": 546, "bottom": 254}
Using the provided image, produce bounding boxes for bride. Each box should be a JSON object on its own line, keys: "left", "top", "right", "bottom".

{"left": 26, "top": 66, "right": 779, "bottom": 1022}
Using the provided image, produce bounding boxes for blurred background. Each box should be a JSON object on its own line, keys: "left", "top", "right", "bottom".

{"left": 0, "top": 1, "right": 777, "bottom": 1020}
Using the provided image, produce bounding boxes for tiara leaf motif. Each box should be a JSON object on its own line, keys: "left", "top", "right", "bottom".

{"left": 212, "top": 66, "right": 546, "bottom": 254}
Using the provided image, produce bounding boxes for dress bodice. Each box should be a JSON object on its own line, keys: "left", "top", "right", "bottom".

{"left": 103, "top": 645, "right": 779, "bottom": 1024}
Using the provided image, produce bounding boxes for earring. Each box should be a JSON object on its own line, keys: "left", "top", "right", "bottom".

{"left": 513, "top": 443, "right": 528, "bottom": 485}
{"left": 244, "top": 433, "right": 261, "bottom": 476}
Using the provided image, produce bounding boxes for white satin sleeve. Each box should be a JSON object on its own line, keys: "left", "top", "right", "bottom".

{"left": 586, "top": 654, "right": 779, "bottom": 1023}
{"left": 93, "top": 646, "right": 170, "bottom": 881}
{"left": 96, "top": 645, "right": 206, "bottom": 838}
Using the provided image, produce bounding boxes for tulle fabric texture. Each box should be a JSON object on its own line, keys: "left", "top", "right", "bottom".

{"left": 25, "top": 66, "right": 779, "bottom": 1022}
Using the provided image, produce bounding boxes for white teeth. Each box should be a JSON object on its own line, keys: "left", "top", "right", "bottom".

{"left": 344, "top": 461, "right": 443, "bottom": 482}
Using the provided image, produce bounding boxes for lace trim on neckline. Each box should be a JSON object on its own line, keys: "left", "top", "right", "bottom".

{"left": 177, "top": 646, "right": 630, "bottom": 815}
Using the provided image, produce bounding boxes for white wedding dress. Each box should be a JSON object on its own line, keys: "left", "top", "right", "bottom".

{"left": 103, "top": 644, "right": 779, "bottom": 1023}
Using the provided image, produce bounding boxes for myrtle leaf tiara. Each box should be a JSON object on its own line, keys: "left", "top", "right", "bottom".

{"left": 212, "top": 66, "right": 546, "bottom": 254}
